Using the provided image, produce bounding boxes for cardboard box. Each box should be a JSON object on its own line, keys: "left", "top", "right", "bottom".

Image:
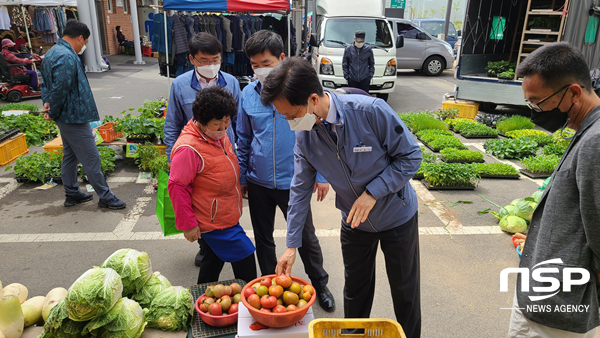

{"left": 236, "top": 303, "right": 313, "bottom": 338}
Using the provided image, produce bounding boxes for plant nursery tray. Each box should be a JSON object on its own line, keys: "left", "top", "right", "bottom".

{"left": 519, "top": 169, "right": 552, "bottom": 179}
{"left": 126, "top": 136, "right": 153, "bottom": 144}
{"left": 0, "top": 128, "right": 19, "bottom": 143}
{"left": 460, "top": 134, "right": 498, "bottom": 139}
{"left": 498, "top": 133, "right": 510, "bottom": 138}
{"left": 420, "top": 180, "right": 476, "bottom": 191}
{"left": 189, "top": 279, "right": 245, "bottom": 338}
{"left": 421, "top": 142, "right": 441, "bottom": 153}
{"left": 480, "top": 174, "right": 521, "bottom": 180}
{"left": 412, "top": 174, "right": 424, "bottom": 180}
{"left": 15, "top": 176, "right": 30, "bottom": 183}
{"left": 440, "top": 158, "right": 485, "bottom": 164}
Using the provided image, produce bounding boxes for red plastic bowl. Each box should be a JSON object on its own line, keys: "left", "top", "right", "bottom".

{"left": 195, "top": 297, "right": 238, "bottom": 327}
{"left": 240, "top": 274, "right": 316, "bottom": 328}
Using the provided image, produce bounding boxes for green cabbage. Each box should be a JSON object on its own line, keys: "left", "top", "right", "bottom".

{"left": 531, "top": 190, "right": 542, "bottom": 203}
{"left": 83, "top": 298, "right": 147, "bottom": 338}
{"left": 499, "top": 205, "right": 517, "bottom": 218}
{"left": 511, "top": 199, "right": 522, "bottom": 206}
{"left": 514, "top": 200, "right": 534, "bottom": 222}
{"left": 131, "top": 272, "right": 172, "bottom": 309}
{"left": 499, "top": 216, "right": 528, "bottom": 233}
{"left": 146, "top": 286, "right": 192, "bottom": 331}
{"left": 101, "top": 249, "right": 153, "bottom": 297}
{"left": 39, "top": 299, "right": 88, "bottom": 338}
{"left": 65, "top": 268, "right": 123, "bottom": 322}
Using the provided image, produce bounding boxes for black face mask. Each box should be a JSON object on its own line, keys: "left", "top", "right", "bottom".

{"left": 530, "top": 90, "right": 572, "bottom": 133}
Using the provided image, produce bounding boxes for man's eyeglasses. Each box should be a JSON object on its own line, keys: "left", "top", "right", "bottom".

{"left": 525, "top": 84, "right": 582, "bottom": 112}
{"left": 193, "top": 57, "right": 221, "bottom": 66}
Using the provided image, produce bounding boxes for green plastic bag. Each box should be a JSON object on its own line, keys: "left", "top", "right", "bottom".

{"left": 155, "top": 170, "right": 182, "bottom": 236}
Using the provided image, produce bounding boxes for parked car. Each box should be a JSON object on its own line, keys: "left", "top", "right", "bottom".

{"left": 412, "top": 18, "right": 460, "bottom": 49}
{"left": 387, "top": 18, "right": 454, "bottom": 76}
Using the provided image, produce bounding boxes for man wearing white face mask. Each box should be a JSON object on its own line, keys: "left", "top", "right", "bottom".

{"left": 41, "top": 20, "right": 126, "bottom": 210}
{"left": 262, "top": 57, "right": 422, "bottom": 338}
{"left": 236, "top": 30, "right": 336, "bottom": 312}
{"left": 164, "top": 32, "right": 241, "bottom": 267}
{"left": 164, "top": 32, "right": 241, "bottom": 167}
{"left": 342, "top": 30, "right": 374, "bottom": 93}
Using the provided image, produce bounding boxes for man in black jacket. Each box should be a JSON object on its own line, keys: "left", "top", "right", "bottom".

{"left": 342, "top": 30, "right": 374, "bottom": 93}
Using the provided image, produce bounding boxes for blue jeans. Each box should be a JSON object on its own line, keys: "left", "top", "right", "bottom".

{"left": 55, "top": 122, "right": 116, "bottom": 202}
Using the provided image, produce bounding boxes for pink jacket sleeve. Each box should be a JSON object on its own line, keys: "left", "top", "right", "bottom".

{"left": 168, "top": 147, "right": 203, "bottom": 231}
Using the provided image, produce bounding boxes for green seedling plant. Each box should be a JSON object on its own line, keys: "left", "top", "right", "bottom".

{"left": 542, "top": 143, "right": 567, "bottom": 156}
{"left": 398, "top": 112, "right": 448, "bottom": 133}
{"left": 520, "top": 155, "right": 560, "bottom": 174}
{"left": 484, "top": 139, "right": 538, "bottom": 159}
{"left": 440, "top": 148, "right": 484, "bottom": 163}
{"left": 6, "top": 151, "right": 55, "bottom": 182}
{"left": 0, "top": 112, "right": 58, "bottom": 146}
{"left": 470, "top": 163, "right": 520, "bottom": 176}
{"left": 496, "top": 115, "right": 535, "bottom": 134}
{"left": 426, "top": 135, "right": 467, "bottom": 151}
{"left": 423, "top": 162, "right": 480, "bottom": 187}
{"left": 459, "top": 123, "right": 499, "bottom": 137}
{"left": 552, "top": 128, "right": 575, "bottom": 146}
{"left": 135, "top": 142, "right": 159, "bottom": 171}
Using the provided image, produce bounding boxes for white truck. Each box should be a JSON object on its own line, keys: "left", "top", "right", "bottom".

{"left": 308, "top": 0, "right": 403, "bottom": 101}
{"left": 455, "top": 0, "right": 600, "bottom": 112}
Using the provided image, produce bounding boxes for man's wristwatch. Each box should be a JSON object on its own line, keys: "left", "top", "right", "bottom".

{"left": 364, "top": 189, "right": 373, "bottom": 197}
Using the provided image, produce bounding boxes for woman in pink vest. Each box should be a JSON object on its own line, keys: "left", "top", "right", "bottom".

{"left": 168, "top": 86, "right": 257, "bottom": 284}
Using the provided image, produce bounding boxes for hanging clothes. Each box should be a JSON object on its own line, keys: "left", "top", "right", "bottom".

{"left": 171, "top": 14, "right": 190, "bottom": 55}
{"left": 0, "top": 6, "right": 11, "bottom": 30}
{"left": 152, "top": 12, "right": 173, "bottom": 55}
{"left": 11, "top": 6, "right": 32, "bottom": 28}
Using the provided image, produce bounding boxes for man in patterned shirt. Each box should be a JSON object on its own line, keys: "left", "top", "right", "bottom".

{"left": 41, "top": 20, "right": 126, "bottom": 210}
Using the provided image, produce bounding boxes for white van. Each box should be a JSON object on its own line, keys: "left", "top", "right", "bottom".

{"left": 308, "top": 0, "right": 402, "bottom": 101}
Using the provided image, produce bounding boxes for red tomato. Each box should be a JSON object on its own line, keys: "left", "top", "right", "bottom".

{"left": 272, "top": 305, "right": 288, "bottom": 313}
{"left": 229, "top": 303, "right": 239, "bottom": 314}
{"left": 230, "top": 283, "right": 242, "bottom": 295}
{"left": 208, "top": 302, "right": 222, "bottom": 316}
{"left": 244, "top": 287, "right": 256, "bottom": 299}
{"left": 269, "top": 285, "right": 283, "bottom": 298}
{"left": 275, "top": 275, "right": 292, "bottom": 288}
{"left": 283, "top": 291, "right": 299, "bottom": 305}
{"left": 260, "top": 277, "right": 272, "bottom": 288}
{"left": 286, "top": 304, "right": 298, "bottom": 311}
{"left": 260, "top": 295, "right": 277, "bottom": 309}
{"left": 247, "top": 294, "right": 261, "bottom": 309}
{"left": 260, "top": 308, "right": 272, "bottom": 313}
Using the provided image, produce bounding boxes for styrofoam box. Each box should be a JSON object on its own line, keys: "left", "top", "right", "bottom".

{"left": 236, "top": 302, "right": 314, "bottom": 338}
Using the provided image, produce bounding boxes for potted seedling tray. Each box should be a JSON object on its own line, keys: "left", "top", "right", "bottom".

{"left": 440, "top": 158, "right": 485, "bottom": 164}
{"left": 412, "top": 173, "right": 424, "bottom": 180}
{"left": 421, "top": 141, "right": 441, "bottom": 153}
{"left": 420, "top": 180, "right": 476, "bottom": 191}
{"left": 0, "top": 128, "right": 20, "bottom": 143}
{"left": 460, "top": 134, "right": 498, "bottom": 139}
{"left": 518, "top": 169, "right": 552, "bottom": 179}
{"left": 126, "top": 136, "right": 153, "bottom": 144}
{"left": 189, "top": 279, "right": 245, "bottom": 338}
{"left": 479, "top": 174, "right": 521, "bottom": 180}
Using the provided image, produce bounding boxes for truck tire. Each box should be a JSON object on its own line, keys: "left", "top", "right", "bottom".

{"left": 423, "top": 56, "right": 445, "bottom": 76}
{"left": 479, "top": 102, "right": 497, "bottom": 112}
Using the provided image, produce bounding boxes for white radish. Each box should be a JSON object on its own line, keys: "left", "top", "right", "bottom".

{"left": 0, "top": 295, "right": 24, "bottom": 338}
{"left": 42, "top": 288, "right": 67, "bottom": 322}
{"left": 22, "top": 296, "right": 45, "bottom": 327}
{"left": 2, "top": 285, "right": 27, "bottom": 304}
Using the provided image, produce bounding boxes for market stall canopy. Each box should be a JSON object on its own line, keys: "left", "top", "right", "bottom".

{"left": 0, "top": 0, "right": 22, "bottom": 4}
{"left": 163, "top": 0, "right": 290, "bottom": 12}
{"left": 21, "top": 0, "right": 77, "bottom": 5}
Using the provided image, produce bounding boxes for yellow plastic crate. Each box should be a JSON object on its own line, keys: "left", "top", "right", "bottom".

{"left": 443, "top": 100, "right": 480, "bottom": 119}
{"left": 309, "top": 318, "right": 406, "bottom": 338}
{"left": 43, "top": 135, "right": 63, "bottom": 153}
{"left": 0, "top": 133, "right": 29, "bottom": 166}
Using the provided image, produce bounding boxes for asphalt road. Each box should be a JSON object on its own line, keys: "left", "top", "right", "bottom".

{"left": 0, "top": 59, "right": 533, "bottom": 337}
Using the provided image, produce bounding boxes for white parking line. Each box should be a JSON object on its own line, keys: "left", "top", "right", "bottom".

{"left": 0, "top": 179, "right": 20, "bottom": 201}
{"left": 410, "top": 180, "right": 464, "bottom": 233}
{"left": 0, "top": 226, "right": 505, "bottom": 243}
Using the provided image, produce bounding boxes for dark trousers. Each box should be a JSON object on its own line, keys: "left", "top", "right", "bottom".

{"left": 56, "top": 122, "right": 115, "bottom": 202}
{"left": 341, "top": 213, "right": 421, "bottom": 338}
{"left": 197, "top": 237, "right": 257, "bottom": 284}
{"left": 347, "top": 78, "right": 371, "bottom": 93}
{"left": 25, "top": 70, "right": 38, "bottom": 89}
{"left": 247, "top": 182, "right": 329, "bottom": 288}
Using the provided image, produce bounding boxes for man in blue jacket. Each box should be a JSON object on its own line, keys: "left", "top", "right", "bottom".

{"left": 342, "top": 30, "right": 375, "bottom": 93}
{"left": 237, "top": 30, "right": 335, "bottom": 312}
{"left": 164, "top": 32, "right": 240, "bottom": 164}
{"left": 41, "top": 20, "right": 126, "bottom": 210}
{"left": 261, "top": 57, "right": 422, "bottom": 338}
{"left": 164, "top": 32, "right": 240, "bottom": 266}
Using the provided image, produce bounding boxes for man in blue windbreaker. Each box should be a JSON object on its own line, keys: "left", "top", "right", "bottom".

{"left": 261, "top": 57, "right": 422, "bottom": 338}
{"left": 237, "top": 30, "right": 335, "bottom": 312}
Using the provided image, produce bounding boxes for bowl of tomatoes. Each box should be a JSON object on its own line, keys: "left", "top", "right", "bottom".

{"left": 195, "top": 282, "right": 242, "bottom": 327}
{"left": 240, "top": 274, "right": 316, "bottom": 328}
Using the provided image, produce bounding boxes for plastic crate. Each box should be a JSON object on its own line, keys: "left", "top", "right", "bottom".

{"left": 43, "top": 136, "right": 63, "bottom": 153}
{"left": 309, "top": 319, "right": 406, "bottom": 338}
{"left": 443, "top": 101, "right": 480, "bottom": 119}
{"left": 0, "top": 133, "right": 28, "bottom": 166}
{"left": 96, "top": 122, "right": 122, "bottom": 143}
{"left": 156, "top": 144, "right": 166, "bottom": 155}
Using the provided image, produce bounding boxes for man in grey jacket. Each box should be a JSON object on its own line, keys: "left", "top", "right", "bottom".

{"left": 261, "top": 57, "right": 422, "bottom": 338}
{"left": 507, "top": 42, "right": 600, "bottom": 337}
{"left": 342, "top": 30, "right": 375, "bottom": 93}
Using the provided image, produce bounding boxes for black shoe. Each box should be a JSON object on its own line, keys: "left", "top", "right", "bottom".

{"left": 194, "top": 249, "right": 204, "bottom": 267}
{"left": 64, "top": 193, "right": 93, "bottom": 207}
{"left": 316, "top": 286, "right": 335, "bottom": 312}
{"left": 98, "top": 198, "right": 126, "bottom": 210}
